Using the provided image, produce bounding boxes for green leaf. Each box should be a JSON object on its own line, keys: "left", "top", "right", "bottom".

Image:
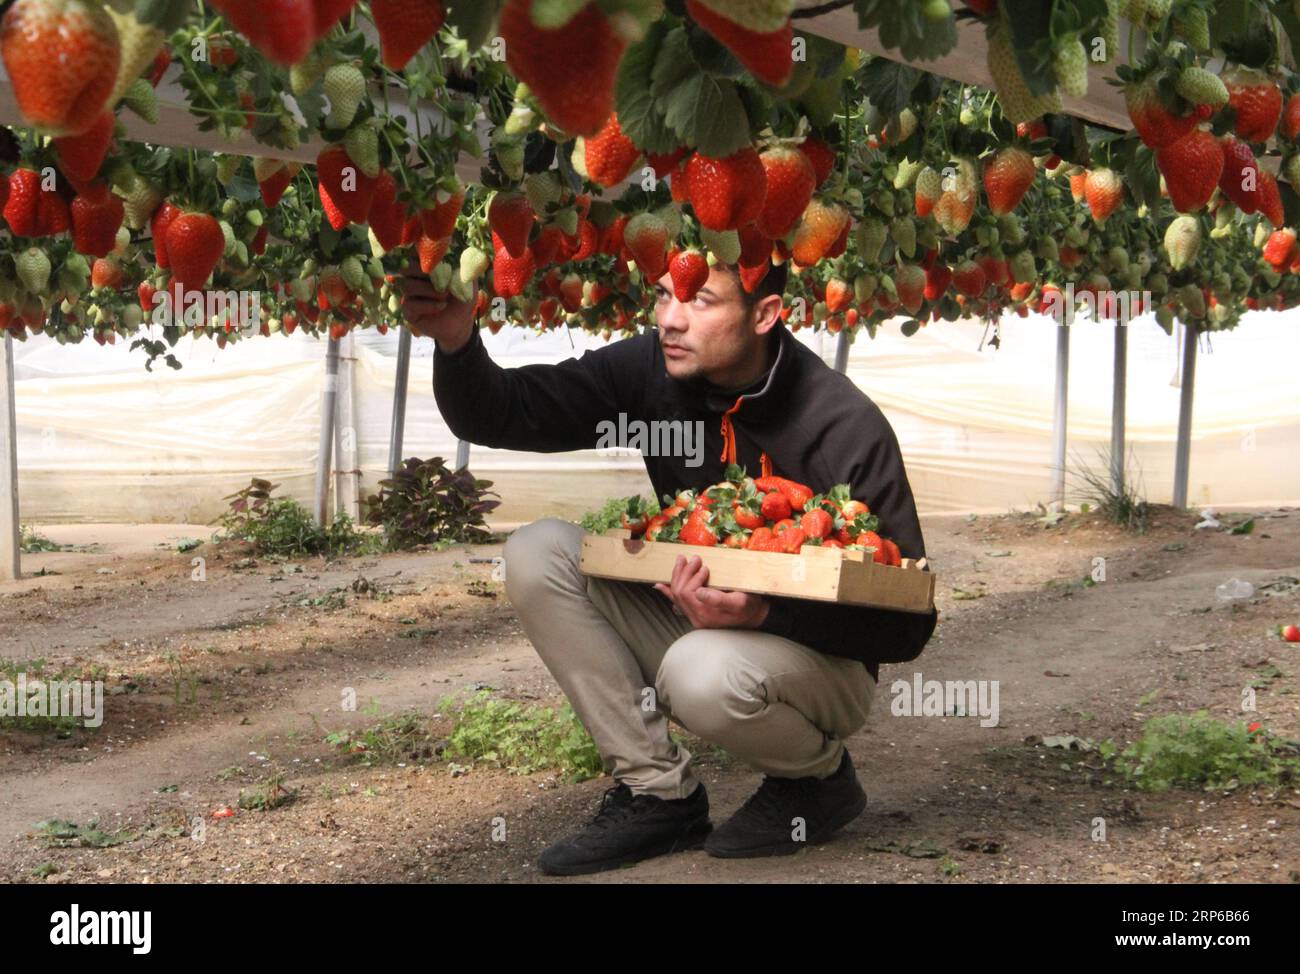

{"left": 1002, "top": 0, "right": 1057, "bottom": 97}
{"left": 651, "top": 25, "right": 697, "bottom": 103}
{"left": 858, "top": 58, "right": 920, "bottom": 121}
{"left": 662, "top": 74, "right": 750, "bottom": 156}
{"left": 616, "top": 21, "right": 681, "bottom": 154}
{"left": 445, "top": 0, "right": 503, "bottom": 50}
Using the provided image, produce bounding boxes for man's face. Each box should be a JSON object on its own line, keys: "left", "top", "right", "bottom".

{"left": 653, "top": 266, "right": 764, "bottom": 384}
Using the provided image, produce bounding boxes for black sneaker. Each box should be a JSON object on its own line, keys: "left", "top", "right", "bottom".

{"left": 537, "top": 781, "right": 712, "bottom": 876}
{"left": 704, "top": 750, "right": 865, "bottom": 859}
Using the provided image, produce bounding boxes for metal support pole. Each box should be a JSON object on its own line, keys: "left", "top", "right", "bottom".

{"left": 333, "top": 331, "right": 360, "bottom": 521}
{"left": 455, "top": 438, "right": 470, "bottom": 471}
{"left": 314, "top": 336, "right": 340, "bottom": 526}
{"left": 1172, "top": 322, "right": 1198, "bottom": 509}
{"left": 1110, "top": 320, "right": 1127, "bottom": 497}
{"left": 1, "top": 334, "right": 20, "bottom": 581}
{"left": 1050, "top": 322, "right": 1070, "bottom": 511}
{"left": 833, "top": 328, "right": 851, "bottom": 374}
{"left": 387, "top": 326, "right": 412, "bottom": 477}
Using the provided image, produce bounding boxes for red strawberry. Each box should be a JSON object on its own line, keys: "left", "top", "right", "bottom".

{"left": 209, "top": 0, "right": 329, "bottom": 65}
{"left": 1262, "top": 228, "right": 1295, "bottom": 270}
{"left": 3, "top": 168, "right": 43, "bottom": 237}
{"left": 251, "top": 224, "right": 268, "bottom": 255}
{"left": 686, "top": 148, "right": 767, "bottom": 232}
{"left": 570, "top": 219, "right": 599, "bottom": 261}
{"left": 1156, "top": 128, "right": 1223, "bottom": 213}
{"left": 70, "top": 186, "right": 124, "bottom": 258}
{"left": 559, "top": 272, "right": 584, "bottom": 312}
{"left": 760, "top": 490, "right": 792, "bottom": 522}
{"left": 0, "top": 0, "right": 120, "bottom": 136}
{"left": 151, "top": 201, "right": 183, "bottom": 268}
{"left": 1084, "top": 168, "right": 1123, "bottom": 225}
{"left": 1125, "top": 76, "right": 1196, "bottom": 149}
{"left": 316, "top": 144, "right": 377, "bottom": 225}
{"left": 647, "top": 147, "right": 689, "bottom": 180}
{"left": 138, "top": 280, "right": 157, "bottom": 312}
{"left": 259, "top": 165, "right": 295, "bottom": 208}
{"left": 148, "top": 48, "right": 171, "bottom": 86}
{"left": 91, "top": 256, "right": 124, "bottom": 289}
{"left": 895, "top": 263, "right": 926, "bottom": 314}
{"left": 416, "top": 234, "right": 449, "bottom": 274}
{"left": 624, "top": 212, "right": 669, "bottom": 279}
{"left": 367, "top": 170, "right": 406, "bottom": 250}
{"left": 584, "top": 113, "right": 641, "bottom": 188}
{"left": 421, "top": 185, "right": 464, "bottom": 239}
{"left": 165, "top": 212, "right": 226, "bottom": 290}
{"left": 881, "top": 538, "right": 901, "bottom": 566}
{"left": 679, "top": 508, "right": 719, "bottom": 547}
{"left": 800, "top": 137, "right": 835, "bottom": 188}
{"left": 684, "top": 0, "right": 793, "bottom": 88}
{"left": 488, "top": 191, "right": 535, "bottom": 259}
{"left": 371, "top": 0, "right": 445, "bottom": 70}
{"left": 668, "top": 249, "right": 709, "bottom": 302}
{"left": 1217, "top": 135, "right": 1260, "bottom": 214}
{"left": 855, "top": 530, "right": 889, "bottom": 564}
{"left": 824, "top": 277, "right": 852, "bottom": 313}
{"left": 953, "top": 259, "right": 987, "bottom": 297}
{"left": 52, "top": 109, "right": 115, "bottom": 186}
{"left": 924, "top": 262, "right": 952, "bottom": 301}
{"left": 739, "top": 261, "right": 770, "bottom": 293}
{"left": 1284, "top": 93, "right": 1300, "bottom": 142}
{"left": 799, "top": 507, "right": 833, "bottom": 540}
{"left": 789, "top": 198, "right": 848, "bottom": 266}
{"left": 492, "top": 245, "right": 536, "bottom": 298}
{"left": 978, "top": 254, "right": 1009, "bottom": 287}
{"left": 1224, "top": 68, "right": 1282, "bottom": 143}
{"left": 982, "top": 146, "right": 1035, "bottom": 215}
{"left": 1256, "top": 170, "right": 1285, "bottom": 227}
{"left": 312, "top": 0, "right": 358, "bottom": 37}
{"left": 499, "top": 0, "right": 626, "bottom": 136}
{"left": 755, "top": 146, "right": 816, "bottom": 239}
{"left": 319, "top": 181, "right": 348, "bottom": 230}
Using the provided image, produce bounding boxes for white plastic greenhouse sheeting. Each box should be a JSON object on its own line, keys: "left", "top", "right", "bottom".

{"left": 8, "top": 310, "right": 1300, "bottom": 523}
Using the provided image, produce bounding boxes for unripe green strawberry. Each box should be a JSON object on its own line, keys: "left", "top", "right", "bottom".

{"left": 1138, "top": 0, "right": 1173, "bottom": 30}
{"left": 893, "top": 157, "right": 924, "bottom": 190}
{"left": 1148, "top": 272, "right": 1168, "bottom": 296}
{"left": 701, "top": 227, "right": 741, "bottom": 264}
{"left": 118, "top": 175, "right": 162, "bottom": 230}
{"left": 460, "top": 246, "right": 489, "bottom": 282}
{"left": 1164, "top": 214, "right": 1201, "bottom": 270}
{"left": 916, "top": 221, "right": 939, "bottom": 250}
{"left": 216, "top": 154, "right": 241, "bottom": 185}
{"left": 855, "top": 218, "right": 887, "bottom": 263}
{"left": 1177, "top": 283, "right": 1205, "bottom": 317}
{"left": 915, "top": 165, "right": 942, "bottom": 214}
{"left": 291, "top": 51, "right": 330, "bottom": 96}
{"left": 1054, "top": 36, "right": 1089, "bottom": 98}
{"left": 1009, "top": 249, "right": 1036, "bottom": 283}
{"left": 234, "top": 241, "right": 248, "bottom": 266}
{"left": 344, "top": 124, "right": 380, "bottom": 179}
{"left": 17, "top": 248, "right": 52, "bottom": 296}
{"left": 431, "top": 262, "right": 453, "bottom": 293}
{"left": 341, "top": 256, "right": 365, "bottom": 291}
{"left": 448, "top": 273, "right": 471, "bottom": 304}
{"left": 324, "top": 63, "right": 366, "bottom": 129}
{"left": 553, "top": 207, "right": 579, "bottom": 236}
{"left": 1099, "top": 0, "right": 1120, "bottom": 62}
{"left": 1284, "top": 154, "right": 1300, "bottom": 188}
{"left": 998, "top": 213, "right": 1026, "bottom": 245}
{"left": 890, "top": 216, "right": 917, "bottom": 258}
{"left": 1175, "top": 67, "right": 1228, "bottom": 107}
{"left": 1253, "top": 221, "right": 1270, "bottom": 248}
{"left": 854, "top": 272, "right": 878, "bottom": 303}
{"left": 245, "top": 208, "right": 264, "bottom": 228}
{"left": 1107, "top": 245, "right": 1129, "bottom": 271}
{"left": 921, "top": 0, "right": 951, "bottom": 21}
{"left": 220, "top": 220, "right": 236, "bottom": 254}
{"left": 495, "top": 134, "right": 525, "bottom": 182}
{"left": 987, "top": 14, "right": 1063, "bottom": 123}
{"left": 122, "top": 78, "right": 159, "bottom": 124}
{"left": 1174, "top": 6, "right": 1211, "bottom": 51}
{"left": 523, "top": 171, "right": 563, "bottom": 213}
{"left": 1036, "top": 236, "right": 1059, "bottom": 261}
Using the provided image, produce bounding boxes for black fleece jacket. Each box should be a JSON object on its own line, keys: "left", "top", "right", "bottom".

{"left": 433, "top": 321, "right": 939, "bottom": 681}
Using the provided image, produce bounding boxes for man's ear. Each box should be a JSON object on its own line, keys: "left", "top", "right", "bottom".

{"left": 752, "top": 292, "right": 784, "bottom": 335}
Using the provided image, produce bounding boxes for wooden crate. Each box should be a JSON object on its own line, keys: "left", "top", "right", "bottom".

{"left": 579, "top": 529, "right": 935, "bottom": 614}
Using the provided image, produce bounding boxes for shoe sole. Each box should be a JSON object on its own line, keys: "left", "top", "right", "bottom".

{"left": 704, "top": 787, "right": 867, "bottom": 860}
{"left": 538, "top": 819, "right": 713, "bottom": 877}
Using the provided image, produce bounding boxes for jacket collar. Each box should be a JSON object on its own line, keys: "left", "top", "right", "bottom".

{"left": 663, "top": 324, "right": 797, "bottom": 426}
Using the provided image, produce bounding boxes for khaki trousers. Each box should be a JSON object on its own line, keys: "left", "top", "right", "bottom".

{"left": 502, "top": 519, "right": 876, "bottom": 800}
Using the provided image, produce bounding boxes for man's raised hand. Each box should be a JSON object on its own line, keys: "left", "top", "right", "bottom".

{"left": 399, "top": 257, "right": 477, "bottom": 353}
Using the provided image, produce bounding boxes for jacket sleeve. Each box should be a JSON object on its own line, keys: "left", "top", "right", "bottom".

{"left": 432, "top": 324, "right": 650, "bottom": 453}
{"left": 756, "top": 399, "right": 937, "bottom": 670}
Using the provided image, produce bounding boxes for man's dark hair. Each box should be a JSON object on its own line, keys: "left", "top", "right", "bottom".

{"left": 722, "top": 260, "right": 790, "bottom": 310}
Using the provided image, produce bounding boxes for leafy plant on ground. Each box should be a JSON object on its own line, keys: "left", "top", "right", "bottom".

{"left": 1066, "top": 446, "right": 1151, "bottom": 532}
{"left": 34, "top": 819, "right": 134, "bottom": 849}
{"left": 440, "top": 690, "right": 604, "bottom": 781}
{"left": 321, "top": 711, "right": 443, "bottom": 766}
{"left": 1114, "top": 712, "right": 1300, "bottom": 792}
{"left": 237, "top": 774, "right": 299, "bottom": 811}
{"left": 217, "top": 478, "right": 376, "bottom": 558}
{"left": 0, "top": 659, "right": 94, "bottom": 736}
{"left": 19, "top": 526, "right": 63, "bottom": 553}
{"left": 365, "top": 458, "right": 501, "bottom": 551}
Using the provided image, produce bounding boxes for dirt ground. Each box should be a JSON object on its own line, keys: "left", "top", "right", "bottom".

{"left": 2, "top": 505, "right": 1298, "bottom": 885}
